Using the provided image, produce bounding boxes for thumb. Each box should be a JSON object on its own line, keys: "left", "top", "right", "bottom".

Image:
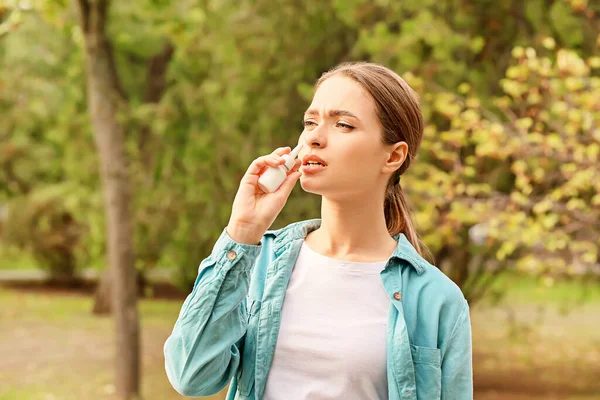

{"left": 274, "top": 171, "right": 301, "bottom": 199}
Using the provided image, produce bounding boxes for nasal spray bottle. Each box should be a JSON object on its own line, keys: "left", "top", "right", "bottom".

{"left": 257, "top": 142, "right": 304, "bottom": 193}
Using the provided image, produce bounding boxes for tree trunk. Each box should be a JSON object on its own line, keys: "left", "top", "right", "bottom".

{"left": 76, "top": 1, "right": 140, "bottom": 399}
{"left": 93, "top": 267, "right": 149, "bottom": 315}
{"left": 92, "top": 268, "right": 112, "bottom": 315}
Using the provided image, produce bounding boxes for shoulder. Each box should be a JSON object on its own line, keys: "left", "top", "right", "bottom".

{"left": 420, "top": 263, "right": 466, "bottom": 307}
{"left": 402, "top": 260, "right": 470, "bottom": 349}
{"left": 394, "top": 233, "right": 466, "bottom": 310}
{"left": 405, "top": 259, "right": 469, "bottom": 331}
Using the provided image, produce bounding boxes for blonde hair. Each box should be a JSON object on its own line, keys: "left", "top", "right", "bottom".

{"left": 316, "top": 61, "right": 429, "bottom": 258}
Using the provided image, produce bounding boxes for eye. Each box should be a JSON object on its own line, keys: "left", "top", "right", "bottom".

{"left": 303, "top": 120, "right": 317, "bottom": 127}
{"left": 337, "top": 122, "right": 355, "bottom": 130}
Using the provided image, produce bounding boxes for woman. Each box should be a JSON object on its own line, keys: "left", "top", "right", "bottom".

{"left": 164, "top": 62, "right": 473, "bottom": 400}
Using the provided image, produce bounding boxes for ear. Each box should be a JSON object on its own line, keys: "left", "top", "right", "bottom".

{"left": 382, "top": 141, "right": 408, "bottom": 175}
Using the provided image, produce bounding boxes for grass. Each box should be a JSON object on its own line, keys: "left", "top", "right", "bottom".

{"left": 1, "top": 273, "right": 599, "bottom": 400}
{"left": 472, "top": 273, "right": 600, "bottom": 399}
{"left": 0, "top": 288, "right": 227, "bottom": 400}
{"left": 0, "top": 288, "right": 184, "bottom": 326}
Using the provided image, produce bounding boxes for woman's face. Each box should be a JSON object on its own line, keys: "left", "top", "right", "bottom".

{"left": 298, "top": 75, "right": 405, "bottom": 199}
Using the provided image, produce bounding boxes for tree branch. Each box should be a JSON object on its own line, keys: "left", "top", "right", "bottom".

{"left": 76, "top": 0, "right": 127, "bottom": 101}
{"left": 105, "top": 39, "right": 128, "bottom": 100}
{"left": 138, "top": 43, "right": 176, "bottom": 177}
{"left": 143, "top": 43, "right": 175, "bottom": 103}
{"left": 75, "top": 0, "right": 91, "bottom": 33}
{"left": 91, "top": 0, "right": 109, "bottom": 34}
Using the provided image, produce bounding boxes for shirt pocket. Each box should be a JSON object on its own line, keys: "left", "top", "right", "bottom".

{"left": 411, "top": 344, "right": 442, "bottom": 400}
{"left": 238, "top": 298, "right": 262, "bottom": 397}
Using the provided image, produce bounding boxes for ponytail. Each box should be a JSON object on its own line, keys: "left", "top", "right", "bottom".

{"left": 385, "top": 178, "right": 432, "bottom": 261}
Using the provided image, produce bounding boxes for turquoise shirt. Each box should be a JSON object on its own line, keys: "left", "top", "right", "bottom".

{"left": 164, "top": 218, "right": 473, "bottom": 399}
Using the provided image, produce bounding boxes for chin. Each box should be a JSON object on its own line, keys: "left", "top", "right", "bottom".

{"left": 299, "top": 176, "right": 326, "bottom": 195}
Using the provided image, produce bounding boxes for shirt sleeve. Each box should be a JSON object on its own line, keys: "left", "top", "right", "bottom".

{"left": 163, "top": 226, "right": 263, "bottom": 397}
{"left": 441, "top": 300, "right": 473, "bottom": 399}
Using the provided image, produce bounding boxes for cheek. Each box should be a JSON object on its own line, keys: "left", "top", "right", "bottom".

{"left": 340, "top": 142, "right": 383, "bottom": 177}
{"left": 344, "top": 136, "right": 378, "bottom": 159}
{"left": 336, "top": 145, "right": 372, "bottom": 172}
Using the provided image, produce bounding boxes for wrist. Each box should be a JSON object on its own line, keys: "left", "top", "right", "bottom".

{"left": 226, "top": 222, "right": 263, "bottom": 245}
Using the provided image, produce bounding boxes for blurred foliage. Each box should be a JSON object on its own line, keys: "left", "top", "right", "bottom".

{"left": 2, "top": 186, "right": 84, "bottom": 282}
{"left": 408, "top": 43, "right": 600, "bottom": 302}
{"left": 0, "top": 0, "right": 598, "bottom": 299}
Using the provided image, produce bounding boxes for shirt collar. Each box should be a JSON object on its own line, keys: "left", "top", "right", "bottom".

{"left": 268, "top": 218, "right": 427, "bottom": 275}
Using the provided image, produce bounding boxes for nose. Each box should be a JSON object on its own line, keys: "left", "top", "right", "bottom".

{"left": 302, "top": 124, "right": 327, "bottom": 149}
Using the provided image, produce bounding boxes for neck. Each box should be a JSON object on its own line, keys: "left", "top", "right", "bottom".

{"left": 308, "top": 192, "right": 399, "bottom": 262}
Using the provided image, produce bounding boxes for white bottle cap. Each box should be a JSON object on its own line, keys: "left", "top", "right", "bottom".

{"left": 282, "top": 142, "right": 304, "bottom": 171}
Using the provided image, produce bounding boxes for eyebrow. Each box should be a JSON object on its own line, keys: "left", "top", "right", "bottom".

{"left": 304, "top": 109, "right": 361, "bottom": 121}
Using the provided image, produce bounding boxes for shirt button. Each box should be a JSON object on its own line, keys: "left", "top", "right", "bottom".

{"left": 226, "top": 250, "right": 237, "bottom": 260}
{"left": 393, "top": 292, "right": 402, "bottom": 301}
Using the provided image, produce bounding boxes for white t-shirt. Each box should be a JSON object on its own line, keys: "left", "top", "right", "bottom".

{"left": 263, "top": 240, "right": 390, "bottom": 400}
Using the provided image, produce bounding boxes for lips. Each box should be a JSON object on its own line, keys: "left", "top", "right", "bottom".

{"left": 300, "top": 154, "right": 327, "bottom": 175}
{"left": 301, "top": 163, "right": 326, "bottom": 174}
{"left": 301, "top": 154, "right": 327, "bottom": 166}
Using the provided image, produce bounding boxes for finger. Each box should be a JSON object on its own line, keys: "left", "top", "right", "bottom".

{"left": 274, "top": 171, "right": 302, "bottom": 198}
{"left": 273, "top": 147, "right": 291, "bottom": 156}
{"left": 244, "top": 154, "right": 285, "bottom": 177}
{"left": 245, "top": 155, "right": 276, "bottom": 176}
{"left": 267, "top": 154, "right": 285, "bottom": 166}
{"left": 289, "top": 158, "right": 301, "bottom": 172}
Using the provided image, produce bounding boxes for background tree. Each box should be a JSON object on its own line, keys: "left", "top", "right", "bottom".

{"left": 1, "top": 0, "right": 598, "bottom": 304}
{"left": 75, "top": 0, "right": 139, "bottom": 399}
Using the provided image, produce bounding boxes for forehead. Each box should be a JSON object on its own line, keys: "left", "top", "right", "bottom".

{"left": 310, "top": 75, "right": 376, "bottom": 117}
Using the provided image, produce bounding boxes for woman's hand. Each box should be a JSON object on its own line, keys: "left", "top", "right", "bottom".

{"left": 226, "top": 146, "right": 302, "bottom": 245}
